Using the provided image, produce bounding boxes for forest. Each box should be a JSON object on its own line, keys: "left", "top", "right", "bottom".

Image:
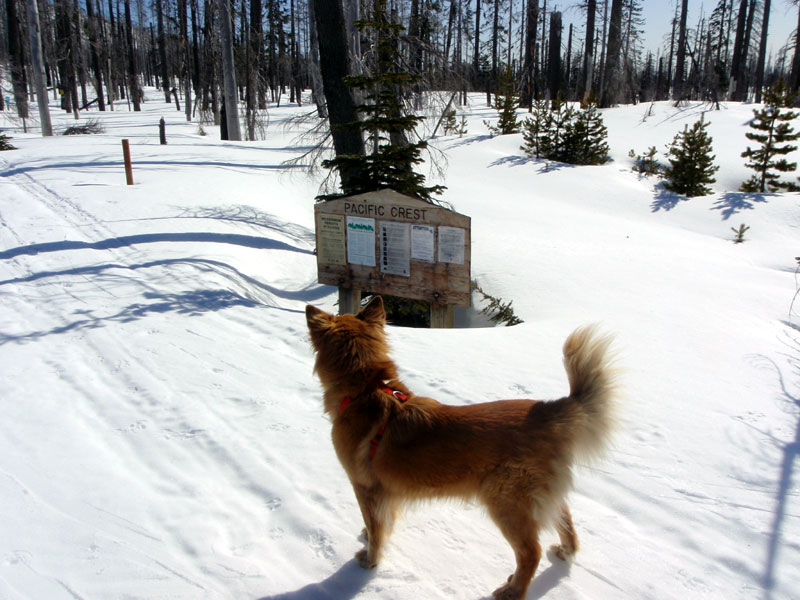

{"left": 3, "top": 0, "right": 800, "bottom": 139}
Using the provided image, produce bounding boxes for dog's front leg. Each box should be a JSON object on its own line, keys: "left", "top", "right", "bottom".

{"left": 353, "top": 484, "right": 393, "bottom": 568}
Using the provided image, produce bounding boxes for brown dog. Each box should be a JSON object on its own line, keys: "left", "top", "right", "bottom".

{"left": 305, "top": 296, "right": 618, "bottom": 599}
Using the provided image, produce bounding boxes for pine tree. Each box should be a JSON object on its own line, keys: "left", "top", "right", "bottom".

{"left": 485, "top": 66, "right": 520, "bottom": 135}
{"left": 520, "top": 99, "right": 553, "bottom": 159}
{"left": 663, "top": 116, "right": 719, "bottom": 197}
{"left": 563, "top": 103, "right": 610, "bottom": 165}
{"left": 521, "top": 100, "right": 609, "bottom": 166}
{"left": 740, "top": 80, "right": 800, "bottom": 193}
{"left": 545, "top": 98, "right": 578, "bottom": 163}
{"left": 321, "top": 0, "right": 444, "bottom": 202}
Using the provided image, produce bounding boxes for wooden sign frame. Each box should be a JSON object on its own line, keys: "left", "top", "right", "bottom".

{"left": 314, "top": 190, "right": 471, "bottom": 308}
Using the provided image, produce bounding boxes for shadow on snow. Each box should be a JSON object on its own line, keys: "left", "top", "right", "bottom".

{"left": 0, "top": 231, "right": 313, "bottom": 260}
{"left": 758, "top": 327, "right": 800, "bottom": 599}
{"left": 711, "top": 191, "right": 772, "bottom": 220}
{"left": 0, "top": 257, "right": 333, "bottom": 345}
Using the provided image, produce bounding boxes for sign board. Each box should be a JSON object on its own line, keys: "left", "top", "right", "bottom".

{"left": 314, "top": 190, "right": 471, "bottom": 307}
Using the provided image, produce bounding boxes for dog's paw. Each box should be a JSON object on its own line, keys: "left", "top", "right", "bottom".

{"left": 355, "top": 549, "right": 378, "bottom": 569}
{"left": 492, "top": 580, "right": 524, "bottom": 600}
{"left": 549, "top": 543, "right": 576, "bottom": 562}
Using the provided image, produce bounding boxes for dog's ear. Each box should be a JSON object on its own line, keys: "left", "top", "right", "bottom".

{"left": 358, "top": 295, "right": 385, "bottom": 325}
{"left": 306, "top": 304, "right": 333, "bottom": 332}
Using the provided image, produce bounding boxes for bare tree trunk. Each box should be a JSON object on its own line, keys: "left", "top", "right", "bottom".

{"left": 547, "top": 11, "right": 562, "bottom": 101}
{"left": 731, "top": 0, "right": 755, "bottom": 100}
{"left": 581, "top": 0, "right": 596, "bottom": 101}
{"left": 672, "top": 0, "right": 689, "bottom": 100}
{"left": 789, "top": 3, "right": 800, "bottom": 91}
{"left": 473, "top": 0, "right": 482, "bottom": 88}
{"left": 178, "top": 0, "right": 191, "bottom": 120}
{"left": 599, "top": 0, "right": 623, "bottom": 107}
{"left": 218, "top": 0, "right": 242, "bottom": 140}
{"left": 520, "top": 0, "right": 538, "bottom": 108}
{"left": 85, "top": 0, "right": 106, "bottom": 110}
{"left": 72, "top": 0, "right": 89, "bottom": 108}
{"left": 28, "top": 0, "right": 53, "bottom": 134}
{"left": 488, "top": 0, "right": 499, "bottom": 106}
{"left": 754, "top": 0, "right": 771, "bottom": 103}
{"left": 308, "top": 0, "right": 327, "bottom": 118}
{"left": 156, "top": 0, "right": 170, "bottom": 102}
{"left": 7, "top": 0, "right": 30, "bottom": 120}
{"left": 124, "top": 0, "right": 141, "bottom": 110}
{"left": 310, "top": 0, "right": 364, "bottom": 193}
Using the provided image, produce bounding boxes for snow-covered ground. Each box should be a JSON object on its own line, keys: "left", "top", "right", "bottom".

{"left": 1, "top": 90, "right": 798, "bottom": 599}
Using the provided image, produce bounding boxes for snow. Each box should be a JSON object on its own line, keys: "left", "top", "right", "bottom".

{"left": 1, "top": 90, "right": 798, "bottom": 599}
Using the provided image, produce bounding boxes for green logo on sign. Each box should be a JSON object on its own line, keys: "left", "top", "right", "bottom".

{"left": 348, "top": 222, "right": 375, "bottom": 232}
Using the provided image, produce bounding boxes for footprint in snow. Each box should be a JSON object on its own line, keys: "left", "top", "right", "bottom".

{"left": 309, "top": 530, "right": 336, "bottom": 559}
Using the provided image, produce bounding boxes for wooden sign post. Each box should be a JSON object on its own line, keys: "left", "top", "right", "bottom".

{"left": 314, "top": 190, "right": 471, "bottom": 327}
{"left": 121, "top": 139, "right": 134, "bottom": 185}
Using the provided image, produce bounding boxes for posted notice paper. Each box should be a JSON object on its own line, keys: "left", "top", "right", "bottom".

{"left": 438, "top": 226, "right": 465, "bottom": 264}
{"left": 380, "top": 221, "right": 411, "bottom": 276}
{"left": 411, "top": 224, "right": 435, "bottom": 262}
{"left": 346, "top": 217, "right": 376, "bottom": 267}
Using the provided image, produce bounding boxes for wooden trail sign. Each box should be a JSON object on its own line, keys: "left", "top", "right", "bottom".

{"left": 314, "top": 190, "right": 471, "bottom": 316}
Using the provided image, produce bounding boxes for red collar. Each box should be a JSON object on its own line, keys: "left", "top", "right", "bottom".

{"left": 338, "top": 385, "right": 408, "bottom": 414}
{"left": 337, "top": 385, "right": 409, "bottom": 460}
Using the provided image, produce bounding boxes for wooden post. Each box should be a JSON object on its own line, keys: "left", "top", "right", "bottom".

{"left": 121, "top": 139, "right": 134, "bottom": 185}
{"left": 159, "top": 117, "right": 167, "bottom": 144}
{"left": 338, "top": 286, "right": 361, "bottom": 315}
{"left": 430, "top": 304, "right": 454, "bottom": 328}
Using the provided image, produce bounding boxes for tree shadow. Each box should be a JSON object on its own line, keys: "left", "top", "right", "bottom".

{"left": 488, "top": 154, "right": 577, "bottom": 172}
{"left": 171, "top": 205, "right": 316, "bottom": 247}
{"left": 0, "top": 158, "right": 307, "bottom": 178}
{"left": 712, "top": 192, "right": 771, "bottom": 220}
{"left": 444, "top": 133, "right": 494, "bottom": 149}
{"left": 758, "top": 328, "right": 800, "bottom": 599}
{"left": 0, "top": 257, "right": 332, "bottom": 345}
{"left": 256, "top": 558, "right": 374, "bottom": 600}
{"left": 650, "top": 186, "right": 685, "bottom": 212}
{"left": 0, "top": 288, "right": 261, "bottom": 345}
{"left": 0, "top": 231, "right": 313, "bottom": 260}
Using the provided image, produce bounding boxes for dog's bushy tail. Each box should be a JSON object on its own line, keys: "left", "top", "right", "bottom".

{"left": 562, "top": 325, "right": 619, "bottom": 464}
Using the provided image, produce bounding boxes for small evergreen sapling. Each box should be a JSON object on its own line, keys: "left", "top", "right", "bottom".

{"left": 663, "top": 116, "right": 719, "bottom": 197}
{"left": 520, "top": 99, "right": 552, "bottom": 158}
{"left": 442, "top": 109, "right": 468, "bottom": 137}
{"left": 731, "top": 223, "right": 750, "bottom": 243}
{"left": 629, "top": 146, "right": 661, "bottom": 176}
{"left": 740, "top": 80, "right": 800, "bottom": 193}
{"left": 0, "top": 130, "right": 16, "bottom": 151}
{"left": 484, "top": 66, "right": 520, "bottom": 136}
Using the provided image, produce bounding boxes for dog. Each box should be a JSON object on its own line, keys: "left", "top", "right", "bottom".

{"left": 305, "top": 296, "right": 618, "bottom": 599}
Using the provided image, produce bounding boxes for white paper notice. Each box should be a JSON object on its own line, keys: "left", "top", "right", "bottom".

{"left": 346, "top": 217, "right": 376, "bottom": 267}
{"left": 438, "top": 226, "right": 465, "bottom": 264}
{"left": 411, "top": 225, "right": 435, "bottom": 262}
{"left": 380, "top": 221, "right": 411, "bottom": 276}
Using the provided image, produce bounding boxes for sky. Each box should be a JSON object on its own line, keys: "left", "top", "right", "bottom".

{"left": 556, "top": 0, "right": 798, "bottom": 61}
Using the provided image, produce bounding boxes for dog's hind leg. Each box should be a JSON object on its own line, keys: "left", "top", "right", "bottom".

{"left": 551, "top": 503, "right": 579, "bottom": 561}
{"left": 353, "top": 484, "right": 395, "bottom": 569}
{"left": 486, "top": 497, "right": 542, "bottom": 600}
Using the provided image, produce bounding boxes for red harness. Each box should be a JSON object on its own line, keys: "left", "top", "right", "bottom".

{"left": 338, "top": 385, "right": 409, "bottom": 459}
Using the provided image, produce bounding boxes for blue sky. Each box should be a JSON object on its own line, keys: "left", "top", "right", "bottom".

{"left": 556, "top": 0, "right": 797, "bottom": 61}
{"left": 641, "top": 0, "right": 797, "bottom": 56}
